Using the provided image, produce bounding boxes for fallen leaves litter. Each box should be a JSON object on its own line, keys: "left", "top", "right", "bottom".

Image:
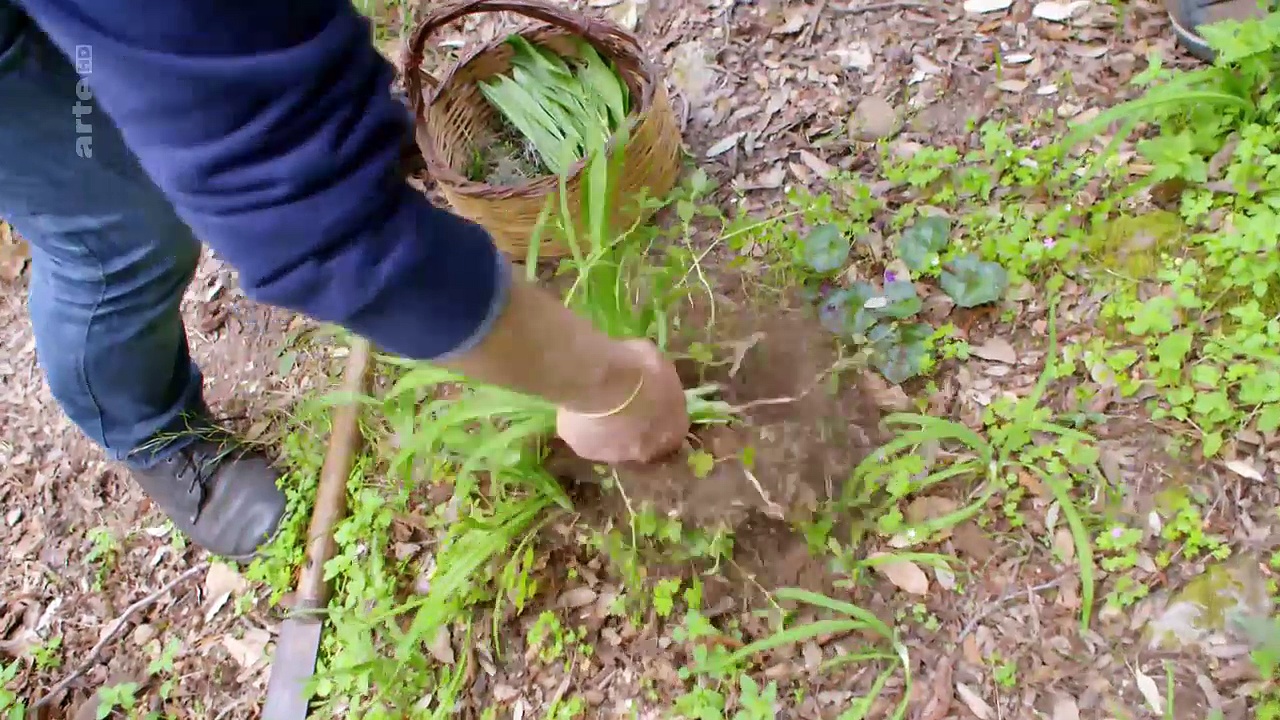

{"left": 870, "top": 552, "right": 930, "bottom": 595}
{"left": 1032, "top": 0, "right": 1090, "bottom": 21}
{"left": 918, "top": 654, "right": 954, "bottom": 720}
{"left": 1133, "top": 665, "right": 1165, "bottom": 714}
{"left": 970, "top": 337, "right": 1018, "bottom": 364}
{"left": 962, "top": 0, "right": 1013, "bottom": 13}
{"left": 955, "top": 681, "right": 994, "bottom": 719}
{"left": 427, "top": 625, "right": 455, "bottom": 665}
{"left": 221, "top": 628, "right": 271, "bottom": 668}
{"left": 1224, "top": 458, "right": 1265, "bottom": 482}
{"left": 1053, "top": 527, "right": 1076, "bottom": 563}
{"left": 203, "top": 562, "right": 248, "bottom": 622}
{"left": 1052, "top": 693, "right": 1082, "bottom": 720}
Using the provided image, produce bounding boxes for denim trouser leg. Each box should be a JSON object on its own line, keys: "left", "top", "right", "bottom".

{"left": 0, "top": 13, "right": 207, "bottom": 467}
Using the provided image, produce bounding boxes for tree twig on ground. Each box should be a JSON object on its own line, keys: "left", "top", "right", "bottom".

{"left": 800, "top": 0, "right": 830, "bottom": 44}
{"left": 34, "top": 562, "right": 209, "bottom": 709}
{"left": 831, "top": 1, "right": 934, "bottom": 13}
{"left": 956, "top": 577, "right": 1063, "bottom": 645}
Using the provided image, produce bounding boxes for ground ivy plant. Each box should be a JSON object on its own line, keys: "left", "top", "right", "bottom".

{"left": 799, "top": 215, "right": 1009, "bottom": 383}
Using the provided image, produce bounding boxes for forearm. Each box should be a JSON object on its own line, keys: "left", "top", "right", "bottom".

{"left": 17, "top": 0, "right": 644, "bottom": 409}
{"left": 439, "top": 274, "right": 640, "bottom": 414}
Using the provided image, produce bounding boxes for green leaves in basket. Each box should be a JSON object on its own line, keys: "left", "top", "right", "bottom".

{"left": 577, "top": 43, "right": 630, "bottom": 127}
{"left": 896, "top": 216, "right": 951, "bottom": 272}
{"left": 478, "top": 35, "right": 630, "bottom": 176}
{"left": 940, "top": 254, "right": 1009, "bottom": 308}
{"left": 800, "top": 223, "right": 850, "bottom": 274}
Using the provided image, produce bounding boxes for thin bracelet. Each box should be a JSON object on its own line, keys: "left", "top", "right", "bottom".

{"left": 578, "top": 375, "right": 645, "bottom": 419}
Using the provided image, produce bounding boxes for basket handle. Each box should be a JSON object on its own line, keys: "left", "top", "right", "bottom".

{"left": 400, "top": 0, "right": 617, "bottom": 114}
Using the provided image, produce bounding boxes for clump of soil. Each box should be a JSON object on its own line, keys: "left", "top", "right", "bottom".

{"left": 554, "top": 303, "right": 888, "bottom": 533}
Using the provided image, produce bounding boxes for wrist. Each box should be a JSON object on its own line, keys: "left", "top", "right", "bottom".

{"left": 561, "top": 342, "right": 644, "bottom": 415}
{"left": 438, "top": 274, "right": 647, "bottom": 413}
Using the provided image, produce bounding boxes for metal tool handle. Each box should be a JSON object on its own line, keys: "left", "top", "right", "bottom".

{"left": 295, "top": 337, "right": 374, "bottom": 610}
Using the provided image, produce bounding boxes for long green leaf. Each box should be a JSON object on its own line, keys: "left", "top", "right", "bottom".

{"left": 1029, "top": 464, "right": 1095, "bottom": 630}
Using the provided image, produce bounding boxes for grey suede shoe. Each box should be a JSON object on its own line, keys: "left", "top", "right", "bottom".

{"left": 130, "top": 427, "right": 286, "bottom": 561}
{"left": 1166, "top": 0, "right": 1276, "bottom": 61}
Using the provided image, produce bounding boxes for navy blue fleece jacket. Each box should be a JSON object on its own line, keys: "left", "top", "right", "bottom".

{"left": 15, "top": 0, "right": 509, "bottom": 360}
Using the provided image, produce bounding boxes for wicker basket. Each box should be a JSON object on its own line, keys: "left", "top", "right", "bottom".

{"left": 401, "top": 0, "right": 682, "bottom": 258}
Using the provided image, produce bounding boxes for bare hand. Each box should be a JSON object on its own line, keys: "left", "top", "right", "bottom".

{"left": 556, "top": 339, "right": 689, "bottom": 464}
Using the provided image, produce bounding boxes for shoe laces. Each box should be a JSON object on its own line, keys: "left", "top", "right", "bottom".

{"left": 172, "top": 444, "right": 222, "bottom": 524}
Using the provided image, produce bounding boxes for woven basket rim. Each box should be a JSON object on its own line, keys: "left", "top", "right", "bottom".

{"left": 401, "top": 0, "right": 663, "bottom": 199}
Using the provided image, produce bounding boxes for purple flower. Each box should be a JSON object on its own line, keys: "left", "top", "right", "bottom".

{"left": 1110, "top": 527, "right": 1124, "bottom": 539}
{"left": 884, "top": 269, "right": 898, "bottom": 284}
{"left": 1043, "top": 237, "right": 1057, "bottom": 249}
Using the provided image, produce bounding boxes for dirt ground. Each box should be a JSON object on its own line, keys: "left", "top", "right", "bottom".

{"left": 552, "top": 302, "right": 886, "bottom": 531}
{"left": 2, "top": 0, "right": 1275, "bottom": 718}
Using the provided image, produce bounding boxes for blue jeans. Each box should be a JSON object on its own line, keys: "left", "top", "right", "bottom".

{"left": 0, "top": 10, "right": 206, "bottom": 466}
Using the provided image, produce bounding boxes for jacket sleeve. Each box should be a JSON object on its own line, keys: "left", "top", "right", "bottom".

{"left": 16, "top": 0, "right": 510, "bottom": 360}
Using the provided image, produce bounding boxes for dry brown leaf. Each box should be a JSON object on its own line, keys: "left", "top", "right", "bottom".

{"left": 955, "top": 682, "right": 994, "bottom": 719}
{"left": 203, "top": 562, "right": 248, "bottom": 621}
{"left": 970, "top": 338, "right": 1017, "bottom": 364}
{"left": 952, "top": 522, "right": 997, "bottom": 559}
{"left": 870, "top": 553, "right": 930, "bottom": 595}
{"left": 706, "top": 133, "right": 743, "bottom": 158}
{"left": 0, "top": 222, "right": 28, "bottom": 282}
{"left": 1032, "top": 0, "right": 1090, "bottom": 21}
{"left": 1067, "top": 43, "right": 1109, "bottom": 58}
{"left": 902, "top": 496, "right": 960, "bottom": 544}
{"left": 863, "top": 373, "right": 912, "bottom": 412}
{"left": 963, "top": 0, "right": 1012, "bottom": 12}
{"left": 1133, "top": 666, "right": 1164, "bottom": 714}
{"left": 1017, "top": 468, "right": 1050, "bottom": 498}
{"left": 996, "top": 79, "right": 1029, "bottom": 93}
{"left": 934, "top": 566, "right": 957, "bottom": 590}
{"left": 829, "top": 42, "right": 874, "bottom": 71}
{"left": 1053, "top": 527, "right": 1076, "bottom": 563}
{"left": 1224, "top": 458, "right": 1264, "bottom": 482}
{"left": 1052, "top": 694, "right": 1081, "bottom": 720}
{"left": 221, "top": 627, "right": 271, "bottom": 667}
{"left": 205, "top": 562, "right": 248, "bottom": 597}
{"left": 427, "top": 625, "right": 455, "bottom": 664}
{"left": 905, "top": 496, "right": 960, "bottom": 523}
{"left": 918, "top": 655, "right": 955, "bottom": 720}
{"left": 771, "top": 7, "right": 806, "bottom": 35}
{"left": 558, "top": 586, "right": 597, "bottom": 609}
{"left": 798, "top": 150, "right": 836, "bottom": 179}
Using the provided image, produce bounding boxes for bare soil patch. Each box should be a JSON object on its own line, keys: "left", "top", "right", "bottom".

{"left": 552, "top": 295, "right": 885, "bottom": 597}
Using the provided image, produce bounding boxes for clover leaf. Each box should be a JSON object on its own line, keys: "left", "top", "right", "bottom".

{"left": 818, "top": 282, "right": 879, "bottom": 337}
{"left": 868, "top": 322, "right": 932, "bottom": 385}
{"left": 940, "top": 254, "right": 1009, "bottom": 308}
{"left": 800, "top": 224, "right": 851, "bottom": 274}
{"left": 896, "top": 216, "right": 952, "bottom": 272}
